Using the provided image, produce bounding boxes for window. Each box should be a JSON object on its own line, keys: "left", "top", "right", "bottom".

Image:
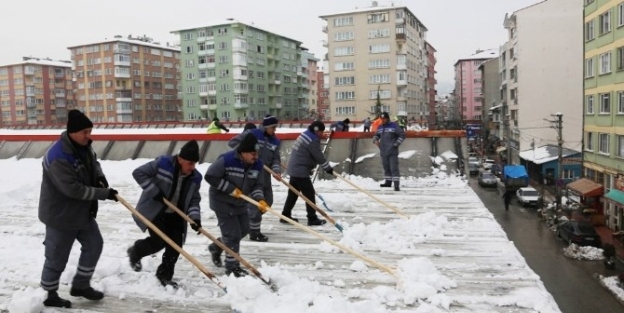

{"left": 619, "top": 92, "right": 624, "bottom": 114}
{"left": 586, "top": 132, "right": 594, "bottom": 151}
{"left": 335, "top": 91, "right": 355, "bottom": 100}
{"left": 618, "top": 47, "right": 624, "bottom": 71}
{"left": 585, "top": 20, "right": 595, "bottom": 41}
{"left": 369, "top": 43, "right": 390, "bottom": 53}
{"left": 334, "top": 31, "right": 354, "bottom": 41}
{"left": 600, "top": 52, "right": 612, "bottom": 74}
{"left": 369, "top": 74, "right": 391, "bottom": 84}
{"left": 369, "top": 90, "right": 391, "bottom": 99}
{"left": 334, "top": 46, "right": 354, "bottom": 56}
{"left": 600, "top": 93, "right": 611, "bottom": 113}
{"left": 334, "top": 16, "right": 353, "bottom": 27}
{"left": 585, "top": 57, "right": 595, "bottom": 77}
{"left": 586, "top": 95, "right": 594, "bottom": 114}
{"left": 334, "top": 106, "right": 356, "bottom": 115}
{"left": 368, "top": 59, "right": 390, "bottom": 69}
{"left": 618, "top": 135, "right": 624, "bottom": 157}
{"left": 599, "top": 133, "right": 610, "bottom": 154}
{"left": 619, "top": 3, "right": 624, "bottom": 27}
{"left": 334, "top": 62, "right": 354, "bottom": 71}
{"left": 599, "top": 10, "right": 611, "bottom": 35}
{"left": 367, "top": 12, "right": 388, "bottom": 24}
{"left": 335, "top": 76, "right": 355, "bottom": 85}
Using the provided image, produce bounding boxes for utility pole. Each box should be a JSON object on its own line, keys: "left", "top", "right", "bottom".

{"left": 504, "top": 103, "right": 511, "bottom": 164}
{"left": 546, "top": 113, "right": 564, "bottom": 210}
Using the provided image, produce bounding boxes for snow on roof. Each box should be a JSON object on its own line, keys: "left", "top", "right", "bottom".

{"left": 519, "top": 145, "right": 580, "bottom": 164}
{"left": 488, "top": 104, "right": 503, "bottom": 111}
{"left": 320, "top": 5, "right": 427, "bottom": 31}
{"left": 6, "top": 58, "right": 72, "bottom": 68}
{"left": 457, "top": 49, "right": 499, "bottom": 62}
{"left": 67, "top": 37, "right": 180, "bottom": 51}
{"left": 171, "top": 19, "right": 302, "bottom": 44}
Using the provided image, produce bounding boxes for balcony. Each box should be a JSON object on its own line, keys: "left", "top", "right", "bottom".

{"left": 396, "top": 63, "right": 406, "bottom": 70}
{"left": 113, "top": 48, "right": 130, "bottom": 54}
{"left": 396, "top": 33, "right": 406, "bottom": 42}
{"left": 114, "top": 58, "right": 131, "bottom": 66}
{"left": 199, "top": 90, "right": 208, "bottom": 97}
{"left": 396, "top": 17, "right": 404, "bottom": 24}
{"left": 322, "top": 25, "right": 328, "bottom": 33}
{"left": 274, "top": 80, "right": 281, "bottom": 85}
{"left": 116, "top": 107, "right": 132, "bottom": 114}
{"left": 198, "top": 49, "right": 215, "bottom": 56}
{"left": 114, "top": 71, "right": 131, "bottom": 78}
{"left": 273, "top": 102, "right": 283, "bottom": 109}
{"left": 55, "top": 91, "right": 66, "bottom": 98}
{"left": 234, "top": 102, "right": 249, "bottom": 109}
{"left": 24, "top": 67, "right": 36, "bottom": 75}
{"left": 297, "top": 70, "right": 303, "bottom": 76}
{"left": 115, "top": 90, "right": 132, "bottom": 102}
{"left": 322, "top": 40, "right": 328, "bottom": 47}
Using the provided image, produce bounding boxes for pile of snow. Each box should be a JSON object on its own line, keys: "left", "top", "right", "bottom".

{"left": 562, "top": 244, "right": 604, "bottom": 260}
{"left": 599, "top": 275, "right": 624, "bottom": 302}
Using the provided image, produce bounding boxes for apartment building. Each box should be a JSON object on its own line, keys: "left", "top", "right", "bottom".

{"left": 320, "top": 2, "right": 428, "bottom": 121}
{"left": 478, "top": 57, "right": 501, "bottom": 149}
{"left": 425, "top": 41, "right": 437, "bottom": 129}
{"left": 300, "top": 50, "right": 319, "bottom": 119}
{"left": 501, "top": 0, "right": 582, "bottom": 164}
{"left": 172, "top": 20, "right": 304, "bottom": 122}
{"left": 317, "top": 69, "right": 329, "bottom": 119}
{"left": 453, "top": 49, "right": 498, "bottom": 126}
{"left": 68, "top": 35, "right": 181, "bottom": 123}
{"left": 584, "top": 0, "right": 624, "bottom": 231}
{"left": 0, "top": 57, "right": 73, "bottom": 126}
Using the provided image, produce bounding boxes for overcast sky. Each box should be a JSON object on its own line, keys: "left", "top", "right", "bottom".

{"left": 1, "top": 0, "right": 541, "bottom": 93}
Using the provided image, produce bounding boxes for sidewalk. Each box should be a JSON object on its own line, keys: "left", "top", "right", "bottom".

{"left": 528, "top": 180, "right": 624, "bottom": 262}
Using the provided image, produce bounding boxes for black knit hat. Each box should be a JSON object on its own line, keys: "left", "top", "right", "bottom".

{"left": 308, "top": 121, "right": 325, "bottom": 132}
{"left": 381, "top": 112, "right": 390, "bottom": 119}
{"left": 262, "top": 114, "right": 279, "bottom": 127}
{"left": 237, "top": 133, "right": 259, "bottom": 153}
{"left": 243, "top": 122, "right": 257, "bottom": 131}
{"left": 67, "top": 109, "right": 93, "bottom": 133}
{"left": 179, "top": 140, "right": 200, "bottom": 162}
{"left": 343, "top": 118, "right": 350, "bottom": 124}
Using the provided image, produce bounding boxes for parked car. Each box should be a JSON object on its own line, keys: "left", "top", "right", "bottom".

{"left": 516, "top": 187, "right": 539, "bottom": 207}
{"left": 478, "top": 172, "right": 498, "bottom": 187}
{"left": 482, "top": 159, "right": 496, "bottom": 170}
{"left": 468, "top": 156, "right": 479, "bottom": 165}
{"left": 469, "top": 163, "right": 479, "bottom": 176}
{"left": 556, "top": 220, "right": 602, "bottom": 247}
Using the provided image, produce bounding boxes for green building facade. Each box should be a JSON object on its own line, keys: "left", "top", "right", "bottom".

{"left": 173, "top": 20, "right": 304, "bottom": 122}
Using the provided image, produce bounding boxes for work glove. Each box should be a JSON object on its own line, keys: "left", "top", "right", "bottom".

{"left": 153, "top": 191, "right": 166, "bottom": 203}
{"left": 257, "top": 200, "right": 269, "bottom": 214}
{"left": 225, "top": 128, "right": 230, "bottom": 133}
{"left": 98, "top": 176, "right": 109, "bottom": 188}
{"left": 107, "top": 188, "right": 119, "bottom": 202}
{"left": 325, "top": 168, "right": 334, "bottom": 175}
{"left": 190, "top": 218, "right": 202, "bottom": 234}
{"left": 230, "top": 188, "right": 242, "bottom": 198}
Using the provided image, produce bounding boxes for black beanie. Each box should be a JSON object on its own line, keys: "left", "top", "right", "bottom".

{"left": 67, "top": 109, "right": 93, "bottom": 133}
{"left": 308, "top": 121, "right": 325, "bottom": 132}
{"left": 243, "top": 122, "right": 257, "bottom": 131}
{"left": 237, "top": 133, "right": 259, "bottom": 153}
{"left": 179, "top": 140, "right": 200, "bottom": 162}
{"left": 343, "top": 118, "right": 350, "bottom": 124}
{"left": 381, "top": 112, "right": 390, "bottom": 119}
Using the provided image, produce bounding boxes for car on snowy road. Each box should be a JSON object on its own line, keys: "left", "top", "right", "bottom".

{"left": 478, "top": 172, "right": 498, "bottom": 187}
{"left": 556, "top": 220, "right": 602, "bottom": 247}
{"left": 516, "top": 187, "right": 539, "bottom": 207}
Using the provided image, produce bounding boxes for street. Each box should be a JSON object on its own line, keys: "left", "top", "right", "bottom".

{"left": 469, "top": 177, "right": 624, "bottom": 313}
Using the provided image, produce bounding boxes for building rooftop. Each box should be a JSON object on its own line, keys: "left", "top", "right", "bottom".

{"left": 67, "top": 35, "right": 180, "bottom": 51}
{"left": 171, "top": 18, "right": 302, "bottom": 44}
{"left": 457, "top": 49, "right": 499, "bottom": 62}
{"left": 519, "top": 144, "right": 580, "bottom": 164}
{"left": 1, "top": 57, "right": 71, "bottom": 68}
{"left": 319, "top": 4, "right": 427, "bottom": 31}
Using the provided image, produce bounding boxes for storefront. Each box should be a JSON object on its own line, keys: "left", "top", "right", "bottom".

{"left": 604, "top": 189, "right": 624, "bottom": 232}
{"left": 565, "top": 178, "right": 603, "bottom": 212}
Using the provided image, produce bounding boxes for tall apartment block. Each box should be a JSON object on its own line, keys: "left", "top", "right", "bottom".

{"left": 68, "top": 35, "right": 181, "bottom": 123}
{"left": 453, "top": 49, "right": 498, "bottom": 124}
{"left": 320, "top": 2, "right": 428, "bottom": 121}
{"left": 317, "top": 69, "right": 329, "bottom": 119}
{"left": 425, "top": 42, "right": 437, "bottom": 128}
{"left": 584, "top": 0, "right": 624, "bottom": 231}
{"left": 300, "top": 50, "right": 318, "bottom": 119}
{"left": 0, "top": 57, "right": 73, "bottom": 126}
{"left": 172, "top": 20, "right": 305, "bottom": 122}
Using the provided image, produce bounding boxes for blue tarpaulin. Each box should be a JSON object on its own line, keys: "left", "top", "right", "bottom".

{"left": 504, "top": 165, "right": 528, "bottom": 179}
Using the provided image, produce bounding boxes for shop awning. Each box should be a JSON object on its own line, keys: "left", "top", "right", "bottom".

{"left": 496, "top": 146, "right": 507, "bottom": 153}
{"left": 566, "top": 178, "right": 603, "bottom": 197}
{"left": 605, "top": 189, "right": 624, "bottom": 205}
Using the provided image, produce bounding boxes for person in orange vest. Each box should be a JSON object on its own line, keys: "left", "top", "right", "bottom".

{"left": 371, "top": 116, "right": 383, "bottom": 132}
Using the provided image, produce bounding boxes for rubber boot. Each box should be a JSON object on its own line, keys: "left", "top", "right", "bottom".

{"left": 69, "top": 287, "right": 104, "bottom": 301}
{"left": 380, "top": 180, "right": 392, "bottom": 187}
{"left": 43, "top": 291, "right": 71, "bottom": 308}
{"left": 249, "top": 230, "right": 269, "bottom": 242}
{"left": 127, "top": 246, "right": 142, "bottom": 272}
{"left": 208, "top": 243, "right": 223, "bottom": 267}
{"left": 394, "top": 181, "right": 400, "bottom": 191}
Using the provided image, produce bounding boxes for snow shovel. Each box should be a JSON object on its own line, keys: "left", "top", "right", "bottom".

{"left": 331, "top": 172, "right": 409, "bottom": 219}
{"left": 264, "top": 165, "right": 343, "bottom": 232}
{"left": 115, "top": 194, "right": 228, "bottom": 293}
{"left": 280, "top": 163, "right": 334, "bottom": 212}
{"left": 162, "top": 198, "right": 277, "bottom": 291}
{"left": 238, "top": 193, "right": 396, "bottom": 277}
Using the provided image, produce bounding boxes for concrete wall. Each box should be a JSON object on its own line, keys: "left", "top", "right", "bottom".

{"left": 2, "top": 132, "right": 467, "bottom": 179}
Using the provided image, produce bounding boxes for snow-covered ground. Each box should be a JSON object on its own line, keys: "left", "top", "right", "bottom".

{"left": 0, "top": 154, "right": 570, "bottom": 313}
